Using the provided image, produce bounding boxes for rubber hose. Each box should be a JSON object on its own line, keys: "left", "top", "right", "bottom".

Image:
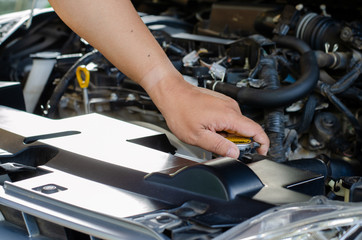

{"left": 331, "top": 60, "right": 362, "bottom": 94}
{"left": 339, "top": 87, "right": 362, "bottom": 102}
{"left": 323, "top": 87, "right": 362, "bottom": 160}
{"left": 320, "top": 69, "right": 337, "bottom": 84}
{"left": 315, "top": 50, "right": 335, "bottom": 68}
{"left": 46, "top": 50, "right": 100, "bottom": 118}
{"left": 297, "top": 94, "right": 319, "bottom": 134}
{"left": 274, "top": 35, "right": 311, "bottom": 54}
{"left": 207, "top": 36, "right": 319, "bottom": 108}
{"left": 314, "top": 51, "right": 350, "bottom": 69}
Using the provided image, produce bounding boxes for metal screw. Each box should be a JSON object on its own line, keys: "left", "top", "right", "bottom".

{"left": 156, "top": 215, "right": 172, "bottom": 223}
{"left": 41, "top": 184, "right": 58, "bottom": 194}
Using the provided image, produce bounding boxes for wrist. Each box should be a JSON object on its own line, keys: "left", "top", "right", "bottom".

{"left": 138, "top": 60, "right": 178, "bottom": 91}
{"left": 139, "top": 63, "right": 190, "bottom": 112}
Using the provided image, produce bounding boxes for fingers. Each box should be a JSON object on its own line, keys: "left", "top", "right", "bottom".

{"left": 155, "top": 81, "right": 270, "bottom": 158}
{"left": 197, "top": 131, "right": 240, "bottom": 159}
{"left": 197, "top": 129, "right": 269, "bottom": 159}
{"left": 224, "top": 115, "right": 270, "bottom": 156}
{"left": 194, "top": 111, "right": 269, "bottom": 158}
{"left": 252, "top": 130, "right": 270, "bottom": 155}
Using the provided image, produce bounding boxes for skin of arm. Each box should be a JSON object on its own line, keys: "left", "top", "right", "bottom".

{"left": 48, "top": 0, "right": 269, "bottom": 158}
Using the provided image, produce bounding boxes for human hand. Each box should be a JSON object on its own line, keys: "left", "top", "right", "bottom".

{"left": 145, "top": 70, "right": 269, "bottom": 159}
{"left": 49, "top": 0, "right": 269, "bottom": 159}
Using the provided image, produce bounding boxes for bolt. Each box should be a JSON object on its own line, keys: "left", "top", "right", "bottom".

{"left": 41, "top": 184, "right": 58, "bottom": 194}
{"left": 156, "top": 215, "right": 172, "bottom": 223}
{"left": 322, "top": 116, "right": 334, "bottom": 127}
{"left": 341, "top": 27, "right": 352, "bottom": 40}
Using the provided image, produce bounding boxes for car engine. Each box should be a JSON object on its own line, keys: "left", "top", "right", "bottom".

{"left": 0, "top": 1, "right": 361, "bottom": 239}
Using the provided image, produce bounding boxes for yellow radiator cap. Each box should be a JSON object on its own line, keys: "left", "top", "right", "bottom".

{"left": 226, "top": 135, "right": 260, "bottom": 155}
{"left": 226, "top": 136, "right": 252, "bottom": 144}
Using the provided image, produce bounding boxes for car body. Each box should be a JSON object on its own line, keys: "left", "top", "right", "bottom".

{"left": 0, "top": 1, "right": 361, "bottom": 239}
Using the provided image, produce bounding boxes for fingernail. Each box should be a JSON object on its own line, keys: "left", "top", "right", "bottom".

{"left": 226, "top": 147, "right": 239, "bottom": 158}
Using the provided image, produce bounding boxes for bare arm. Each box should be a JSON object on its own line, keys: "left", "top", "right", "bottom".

{"left": 49, "top": 0, "right": 174, "bottom": 88}
{"left": 49, "top": 0, "right": 269, "bottom": 158}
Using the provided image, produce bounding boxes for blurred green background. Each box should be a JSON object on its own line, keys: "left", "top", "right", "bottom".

{"left": 0, "top": 0, "right": 50, "bottom": 15}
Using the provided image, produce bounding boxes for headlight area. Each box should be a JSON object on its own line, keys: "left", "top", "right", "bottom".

{"left": 217, "top": 196, "right": 362, "bottom": 240}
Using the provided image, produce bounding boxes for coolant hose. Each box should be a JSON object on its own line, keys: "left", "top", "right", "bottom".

{"left": 330, "top": 60, "right": 362, "bottom": 94}
{"left": 46, "top": 50, "right": 100, "bottom": 118}
{"left": 322, "top": 86, "right": 362, "bottom": 161}
{"left": 206, "top": 36, "right": 319, "bottom": 108}
{"left": 314, "top": 51, "right": 350, "bottom": 69}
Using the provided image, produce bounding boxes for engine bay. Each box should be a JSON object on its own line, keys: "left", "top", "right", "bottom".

{"left": 0, "top": 1, "right": 361, "bottom": 239}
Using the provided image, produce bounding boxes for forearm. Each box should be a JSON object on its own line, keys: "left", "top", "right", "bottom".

{"left": 49, "top": 0, "right": 270, "bottom": 157}
{"left": 49, "top": 0, "right": 180, "bottom": 93}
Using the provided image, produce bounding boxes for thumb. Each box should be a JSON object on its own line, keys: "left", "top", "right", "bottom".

{"left": 198, "top": 131, "right": 240, "bottom": 159}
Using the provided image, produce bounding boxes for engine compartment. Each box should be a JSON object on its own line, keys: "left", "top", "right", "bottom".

{"left": 0, "top": 1, "right": 361, "bottom": 239}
